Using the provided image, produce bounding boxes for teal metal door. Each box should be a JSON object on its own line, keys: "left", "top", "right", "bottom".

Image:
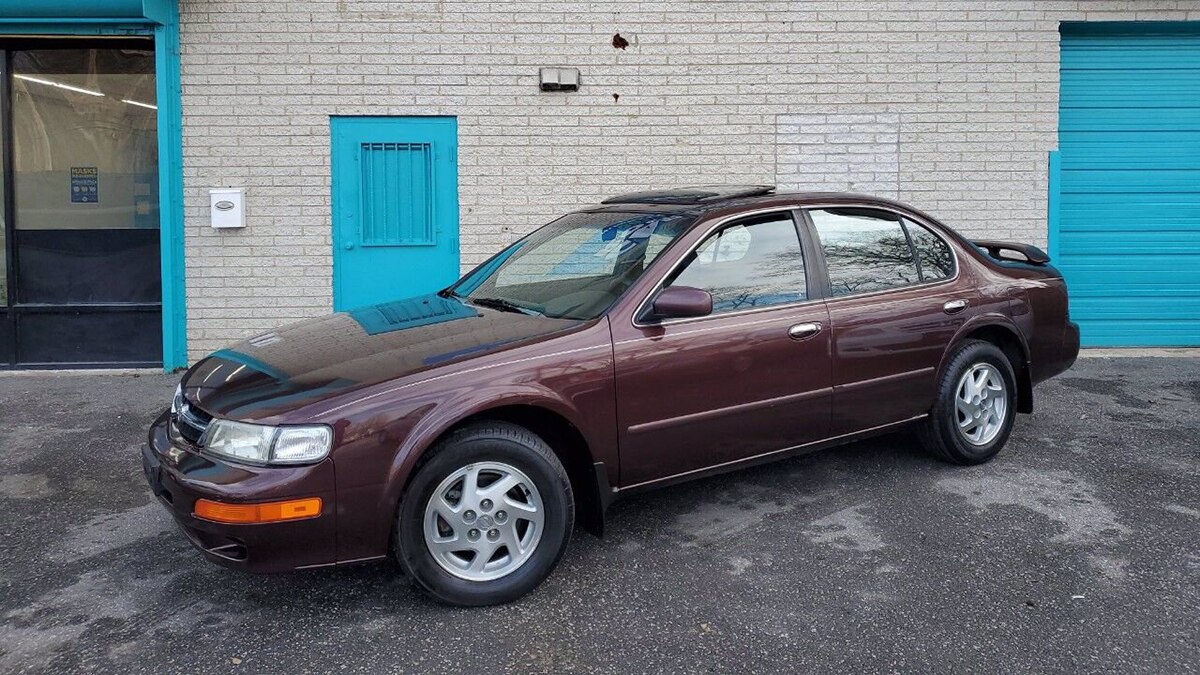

{"left": 1057, "top": 23, "right": 1200, "bottom": 346}
{"left": 331, "top": 116, "right": 459, "bottom": 311}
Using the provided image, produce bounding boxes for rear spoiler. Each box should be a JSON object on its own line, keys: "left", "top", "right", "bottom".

{"left": 973, "top": 240, "right": 1050, "bottom": 265}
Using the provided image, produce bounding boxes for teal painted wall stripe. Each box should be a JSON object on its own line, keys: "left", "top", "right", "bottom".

{"left": 154, "top": 3, "right": 187, "bottom": 370}
{"left": 1047, "top": 150, "right": 1060, "bottom": 262}
{"left": 1061, "top": 21, "right": 1200, "bottom": 37}
{"left": 0, "top": 0, "right": 187, "bottom": 370}
{"left": 2, "top": 0, "right": 156, "bottom": 20}
{"left": 0, "top": 21, "right": 150, "bottom": 34}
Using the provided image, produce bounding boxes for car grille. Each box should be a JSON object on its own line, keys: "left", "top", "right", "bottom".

{"left": 174, "top": 397, "right": 212, "bottom": 445}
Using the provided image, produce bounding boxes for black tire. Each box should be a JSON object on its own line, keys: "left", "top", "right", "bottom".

{"left": 919, "top": 339, "right": 1018, "bottom": 465}
{"left": 395, "top": 421, "right": 573, "bottom": 606}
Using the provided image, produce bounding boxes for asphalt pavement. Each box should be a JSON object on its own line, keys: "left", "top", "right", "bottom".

{"left": 0, "top": 357, "right": 1197, "bottom": 673}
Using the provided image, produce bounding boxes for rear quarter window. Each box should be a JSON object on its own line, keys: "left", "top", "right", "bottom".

{"left": 904, "top": 218, "right": 955, "bottom": 281}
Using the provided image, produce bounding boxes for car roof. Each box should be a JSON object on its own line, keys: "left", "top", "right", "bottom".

{"left": 579, "top": 185, "right": 930, "bottom": 220}
{"left": 600, "top": 185, "right": 776, "bottom": 205}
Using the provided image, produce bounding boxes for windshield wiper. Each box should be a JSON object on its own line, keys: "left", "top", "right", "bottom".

{"left": 470, "top": 296, "right": 542, "bottom": 316}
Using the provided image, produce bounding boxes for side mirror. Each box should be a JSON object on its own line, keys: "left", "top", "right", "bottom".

{"left": 651, "top": 286, "right": 713, "bottom": 320}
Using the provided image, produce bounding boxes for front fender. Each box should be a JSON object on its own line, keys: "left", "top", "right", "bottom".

{"left": 382, "top": 383, "right": 594, "bottom": 508}
{"left": 321, "top": 321, "right": 617, "bottom": 562}
{"left": 328, "top": 380, "right": 614, "bottom": 563}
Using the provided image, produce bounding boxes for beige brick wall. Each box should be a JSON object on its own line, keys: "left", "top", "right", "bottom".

{"left": 177, "top": 0, "right": 1199, "bottom": 359}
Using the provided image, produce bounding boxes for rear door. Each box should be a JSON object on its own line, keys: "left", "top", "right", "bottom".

{"left": 804, "top": 206, "right": 976, "bottom": 435}
{"left": 610, "top": 210, "right": 832, "bottom": 487}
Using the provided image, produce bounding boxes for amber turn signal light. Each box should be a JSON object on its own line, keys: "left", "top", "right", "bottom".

{"left": 193, "top": 497, "right": 322, "bottom": 524}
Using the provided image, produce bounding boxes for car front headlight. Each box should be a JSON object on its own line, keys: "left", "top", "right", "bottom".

{"left": 200, "top": 419, "right": 333, "bottom": 466}
{"left": 170, "top": 383, "right": 183, "bottom": 415}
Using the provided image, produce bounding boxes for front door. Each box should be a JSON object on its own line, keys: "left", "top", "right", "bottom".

{"left": 331, "top": 116, "right": 459, "bottom": 311}
{"left": 1, "top": 39, "right": 162, "bottom": 367}
{"left": 612, "top": 211, "right": 832, "bottom": 487}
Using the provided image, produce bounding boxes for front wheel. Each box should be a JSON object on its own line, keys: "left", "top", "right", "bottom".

{"left": 919, "top": 339, "right": 1018, "bottom": 465}
{"left": 395, "top": 422, "right": 573, "bottom": 606}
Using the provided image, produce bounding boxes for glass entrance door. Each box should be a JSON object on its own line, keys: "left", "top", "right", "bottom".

{"left": 0, "top": 38, "right": 161, "bottom": 367}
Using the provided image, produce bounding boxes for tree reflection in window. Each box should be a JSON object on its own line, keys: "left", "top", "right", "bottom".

{"left": 668, "top": 216, "right": 807, "bottom": 313}
{"left": 905, "top": 218, "right": 955, "bottom": 281}
{"left": 810, "top": 209, "right": 920, "bottom": 297}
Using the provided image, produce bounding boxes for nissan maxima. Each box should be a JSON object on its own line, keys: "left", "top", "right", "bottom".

{"left": 143, "top": 186, "right": 1079, "bottom": 605}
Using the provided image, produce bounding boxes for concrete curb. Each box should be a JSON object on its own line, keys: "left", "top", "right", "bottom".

{"left": 1079, "top": 348, "right": 1200, "bottom": 358}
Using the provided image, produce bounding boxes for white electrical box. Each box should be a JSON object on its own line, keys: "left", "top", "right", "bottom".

{"left": 210, "top": 188, "right": 245, "bottom": 229}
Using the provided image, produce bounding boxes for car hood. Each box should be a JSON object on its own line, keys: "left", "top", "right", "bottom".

{"left": 182, "top": 294, "right": 584, "bottom": 420}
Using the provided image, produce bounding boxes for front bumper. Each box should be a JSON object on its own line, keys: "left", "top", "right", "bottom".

{"left": 142, "top": 411, "right": 337, "bottom": 572}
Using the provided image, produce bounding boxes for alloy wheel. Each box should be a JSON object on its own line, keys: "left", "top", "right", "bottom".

{"left": 954, "top": 363, "right": 1008, "bottom": 446}
{"left": 423, "top": 461, "right": 545, "bottom": 581}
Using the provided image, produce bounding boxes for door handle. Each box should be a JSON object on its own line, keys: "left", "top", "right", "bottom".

{"left": 787, "top": 322, "right": 823, "bottom": 341}
{"left": 943, "top": 299, "right": 968, "bottom": 314}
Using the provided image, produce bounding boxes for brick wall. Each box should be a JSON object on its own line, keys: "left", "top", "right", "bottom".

{"left": 177, "top": 0, "right": 1199, "bottom": 359}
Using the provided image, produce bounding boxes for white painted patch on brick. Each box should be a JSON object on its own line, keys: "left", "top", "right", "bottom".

{"left": 776, "top": 112, "right": 899, "bottom": 198}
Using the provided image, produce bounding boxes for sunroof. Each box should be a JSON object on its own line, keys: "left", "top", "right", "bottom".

{"left": 601, "top": 185, "right": 775, "bottom": 205}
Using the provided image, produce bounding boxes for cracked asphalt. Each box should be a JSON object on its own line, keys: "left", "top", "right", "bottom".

{"left": 1, "top": 357, "right": 1197, "bottom": 674}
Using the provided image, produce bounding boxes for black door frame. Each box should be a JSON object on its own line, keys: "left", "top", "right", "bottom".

{"left": 0, "top": 36, "right": 162, "bottom": 369}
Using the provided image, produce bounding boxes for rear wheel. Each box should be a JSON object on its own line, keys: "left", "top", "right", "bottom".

{"left": 919, "top": 340, "right": 1018, "bottom": 465}
{"left": 395, "top": 422, "right": 573, "bottom": 606}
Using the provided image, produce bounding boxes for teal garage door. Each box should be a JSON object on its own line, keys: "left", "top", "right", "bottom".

{"left": 1058, "top": 23, "right": 1200, "bottom": 346}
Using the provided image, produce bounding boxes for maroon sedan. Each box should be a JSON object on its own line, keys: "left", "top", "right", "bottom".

{"left": 143, "top": 186, "right": 1079, "bottom": 605}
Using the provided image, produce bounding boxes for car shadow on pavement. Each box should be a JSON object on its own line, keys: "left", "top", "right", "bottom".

{"left": 181, "top": 430, "right": 936, "bottom": 610}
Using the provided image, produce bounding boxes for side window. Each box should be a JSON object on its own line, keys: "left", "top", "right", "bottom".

{"left": 809, "top": 208, "right": 919, "bottom": 297}
{"left": 666, "top": 215, "right": 807, "bottom": 314}
{"left": 904, "top": 218, "right": 955, "bottom": 281}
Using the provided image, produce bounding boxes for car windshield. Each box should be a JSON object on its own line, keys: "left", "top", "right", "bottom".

{"left": 449, "top": 211, "right": 696, "bottom": 320}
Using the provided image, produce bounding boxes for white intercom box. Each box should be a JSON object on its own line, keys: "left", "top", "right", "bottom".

{"left": 210, "top": 188, "right": 245, "bottom": 229}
